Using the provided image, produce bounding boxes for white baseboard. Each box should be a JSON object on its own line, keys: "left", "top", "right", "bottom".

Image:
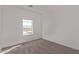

{"left": 1, "top": 45, "right": 21, "bottom": 54}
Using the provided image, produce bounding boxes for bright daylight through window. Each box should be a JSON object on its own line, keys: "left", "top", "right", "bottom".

{"left": 23, "top": 19, "right": 33, "bottom": 35}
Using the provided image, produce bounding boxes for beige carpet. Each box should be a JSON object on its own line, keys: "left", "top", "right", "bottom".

{"left": 3, "top": 39, "right": 79, "bottom": 54}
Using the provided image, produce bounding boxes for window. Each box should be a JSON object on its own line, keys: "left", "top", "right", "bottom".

{"left": 23, "top": 19, "right": 33, "bottom": 35}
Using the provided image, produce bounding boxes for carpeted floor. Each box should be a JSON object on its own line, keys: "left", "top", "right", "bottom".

{"left": 2, "top": 39, "right": 79, "bottom": 54}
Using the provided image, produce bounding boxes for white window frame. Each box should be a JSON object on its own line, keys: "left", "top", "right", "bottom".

{"left": 23, "top": 19, "right": 33, "bottom": 36}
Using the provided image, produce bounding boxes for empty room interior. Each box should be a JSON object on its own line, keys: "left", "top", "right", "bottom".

{"left": 0, "top": 5, "right": 79, "bottom": 54}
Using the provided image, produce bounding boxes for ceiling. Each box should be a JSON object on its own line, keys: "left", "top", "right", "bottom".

{"left": 16, "top": 5, "right": 56, "bottom": 14}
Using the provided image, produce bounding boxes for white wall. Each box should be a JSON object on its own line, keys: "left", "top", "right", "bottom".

{"left": 0, "top": 6, "right": 2, "bottom": 48}
{"left": 1, "top": 6, "right": 41, "bottom": 48}
{"left": 42, "top": 6, "right": 79, "bottom": 50}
